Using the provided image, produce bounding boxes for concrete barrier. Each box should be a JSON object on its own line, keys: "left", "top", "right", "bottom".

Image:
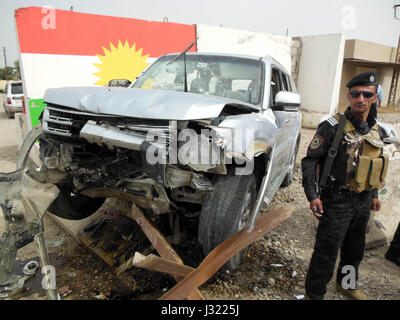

{"left": 366, "top": 141, "right": 400, "bottom": 248}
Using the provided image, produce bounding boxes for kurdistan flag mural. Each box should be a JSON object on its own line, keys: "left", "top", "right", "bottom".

{"left": 15, "top": 6, "right": 197, "bottom": 129}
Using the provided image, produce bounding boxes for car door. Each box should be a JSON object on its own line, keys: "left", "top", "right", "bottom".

{"left": 279, "top": 71, "right": 299, "bottom": 164}
{"left": 270, "top": 67, "right": 291, "bottom": 170}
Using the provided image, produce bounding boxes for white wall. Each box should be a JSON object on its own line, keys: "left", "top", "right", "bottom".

{"left": 20, "top": 53, "right": 156, "bottom": 99}
{"left": 296, "top": 34, "right": 345, "bottom": 128}
{"left": 20, "top": 54, "right": 101, "bottom": 99}
{"left": 196, "top": 24, "right": 292, "bottom": 74}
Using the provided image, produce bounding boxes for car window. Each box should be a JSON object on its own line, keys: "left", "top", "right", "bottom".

{"left": 281, "top": 73, "right": 289, "bottom": 91}
{"left": 133, "top": 55, "right": 263, "bottom": 105}
{"left": 11, "top": 83, "right": 23, "bottom": 95}
{"left": 270, "top": 69, "right": 282, "bottom": 106}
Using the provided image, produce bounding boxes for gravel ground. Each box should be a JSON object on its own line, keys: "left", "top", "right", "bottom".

{"left": 0, "top": 106, "right": 399, "bottom": 301}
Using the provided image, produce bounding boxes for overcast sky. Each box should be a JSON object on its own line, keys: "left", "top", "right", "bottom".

{"left": 0, "top": 0, "right": 399, "bottom": 66}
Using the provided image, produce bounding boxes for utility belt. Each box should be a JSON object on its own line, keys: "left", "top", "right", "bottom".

{"left": 323, "top": 182, "right": 364, "bottom": 196}
{"left": 321, "top": 182, "right": 374, "bottom": 205}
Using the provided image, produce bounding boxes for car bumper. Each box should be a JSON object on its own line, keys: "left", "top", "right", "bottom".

{"left": 4, "top": 105, "right": 23, "bottom": 114}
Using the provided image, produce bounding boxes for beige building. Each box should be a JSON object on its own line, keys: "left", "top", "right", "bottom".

{"left": 339, "top": 39, "right": 400, "bottom": 111}
{"left": 292, "top": 36, "right": 400, "bottom": 129}
{"left": 0, "top": 80, "right": 7, "bottom": 92}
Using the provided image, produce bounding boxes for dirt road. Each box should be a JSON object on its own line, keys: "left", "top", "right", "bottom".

{"left": 0, "top": 107, "right": 399, "bottom": 300}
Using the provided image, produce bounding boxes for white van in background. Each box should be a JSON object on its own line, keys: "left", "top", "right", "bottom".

{"left": 2, "top": 81, "right": 24, "bottom": 118}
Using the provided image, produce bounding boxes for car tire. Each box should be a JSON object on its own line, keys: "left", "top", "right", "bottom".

{"left": 48, "top": 184, "right": 106, "bottom": 220}
{"left": 198, "top": 169, "right": 256, "bottom": 271}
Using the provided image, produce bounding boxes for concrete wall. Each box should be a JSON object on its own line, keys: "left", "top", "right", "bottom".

{"left": 366, "top": 138, "right": 400, "bottom": 248}
{"left": 291, "top": 37, "right": 302, "bottom": 84}
{"left": 196, "top": 24, "right": 292, "bottom": 74}
{"left": 15, "top": 7, "right": 197, "bottom": 131}
{"left": 344, "top": 39, "right": 397, "bottom": 63}
{"left": 379, "top": 67, "right": 400, "bottom": 107}
{"left": 340, "top": 39, "right": 400, "bottom": 108}
{"left": 338, "top": 61, "right": 357, "bottom": 110}
{"left": 0, "top": 80, "right": 7, "bottom": 91}
{"left": 339, "top": 65, "right": 400, "bottom": 109}
{"left": 296, "top": 34, "right": 345, "bottom": 128}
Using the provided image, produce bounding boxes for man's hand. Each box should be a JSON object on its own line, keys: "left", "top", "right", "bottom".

{"left": 371, "top": 198, "right": 381, "bottom": 211}
{"left": 309, "top": 198, "right": 323, "bottom": 218}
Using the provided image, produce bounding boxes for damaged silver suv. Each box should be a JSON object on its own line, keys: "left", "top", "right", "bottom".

{"left": 38, "top": 52, "right": 301, "bottom": 269}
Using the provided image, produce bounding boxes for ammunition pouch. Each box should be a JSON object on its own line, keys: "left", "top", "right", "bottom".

{"left": 322, "top": 114, "right": 389, "bottom": 193}
{"left": 349, "top": 154, "right": 389, "bottom": 192}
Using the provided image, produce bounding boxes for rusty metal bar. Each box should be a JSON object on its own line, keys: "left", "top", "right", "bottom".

{"left": 130, "top": 205, "right": 205, "bottom": 300}
{"left": 388, "top": 35, "right": 400, "bottom": 106}
{"left": 159, "top": 205, "right": 294, "bottom": 300}
{"left": 132, "top": 252, "right": 195, "bottom": 278}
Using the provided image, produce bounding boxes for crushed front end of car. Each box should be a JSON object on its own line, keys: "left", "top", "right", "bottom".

{"left": 32, "top": 53, "right": 285, "bottom": 270}
{"left": 39, "top": 96, "right": 259, "bottom": 217}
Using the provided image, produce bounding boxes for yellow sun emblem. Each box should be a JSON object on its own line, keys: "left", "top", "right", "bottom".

{"left": 93, "top": 40, "right": 150, "bottom": 86}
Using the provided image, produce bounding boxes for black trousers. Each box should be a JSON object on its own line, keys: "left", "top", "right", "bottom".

{"left": 387, "top": 222, "right": 400, "bottom": 255}
{"left": 305, "top": 187, "right": 372, "bottom": 300}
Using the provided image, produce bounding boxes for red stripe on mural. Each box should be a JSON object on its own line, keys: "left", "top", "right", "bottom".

{"left": 15, "top": 7, "right": 196, "bottom": 57}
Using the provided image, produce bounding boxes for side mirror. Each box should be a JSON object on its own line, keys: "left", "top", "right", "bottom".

{"left": 108, "top": 79, "right": 131, "bottom": 87}
{"left": 0, "top": 89, "right": 4, "bottom": 94}
{"left": 273, "top": 91, "right": 301, "bottom": 112}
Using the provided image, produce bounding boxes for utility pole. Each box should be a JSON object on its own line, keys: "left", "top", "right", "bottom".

{"left": 389, "top": 3, "right": 400, "bottom": 106}
{"left": 388, "top": 36, "right": 400, "bottom": 106}
{"left": 2, "top": 46, "right": 8, "bottom": 81}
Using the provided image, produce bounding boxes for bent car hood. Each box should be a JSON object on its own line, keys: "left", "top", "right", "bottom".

{"left": 43, "top": 87, "right": 258, "bottom": 120}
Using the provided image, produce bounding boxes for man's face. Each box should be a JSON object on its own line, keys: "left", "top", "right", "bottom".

{"left": 347, "top": 85, "right": 377, "bottom": 118}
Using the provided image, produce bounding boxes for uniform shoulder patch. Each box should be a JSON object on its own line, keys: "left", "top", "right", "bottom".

{"left": 325, "top": 116, "right": 339, "bottom": 127}
{"left": 309, "top": 134, "right": 324, "bottom": 151}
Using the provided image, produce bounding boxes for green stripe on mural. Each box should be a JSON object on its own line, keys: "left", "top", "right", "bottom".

{"left": 28, "top": 98, "right": 46, "bottom": 128}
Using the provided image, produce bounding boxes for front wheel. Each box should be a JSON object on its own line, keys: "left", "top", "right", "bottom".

{"left": 198, "top": 170, "right": 256, "bottom": 270}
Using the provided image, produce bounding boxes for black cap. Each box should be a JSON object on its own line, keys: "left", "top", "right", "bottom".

{"left": 346, "top": 71, "right": 377, "bottom": 88}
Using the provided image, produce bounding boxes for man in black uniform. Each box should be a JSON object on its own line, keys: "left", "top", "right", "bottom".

{"left": 302, "top": 71, "right": 389, "bottom": 300}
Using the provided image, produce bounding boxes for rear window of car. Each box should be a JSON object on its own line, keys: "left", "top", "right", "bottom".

{"left": 11, "top": 83, "right": 23, "bottom": 94}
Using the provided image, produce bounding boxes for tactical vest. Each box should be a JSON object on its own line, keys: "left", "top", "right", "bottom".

{"left": 332, "top": 114, "right": 389, "bottom": 192}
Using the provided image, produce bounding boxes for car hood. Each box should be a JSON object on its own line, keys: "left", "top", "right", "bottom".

{"left": 43, "top": 87, "right": 258, "bottom": 120}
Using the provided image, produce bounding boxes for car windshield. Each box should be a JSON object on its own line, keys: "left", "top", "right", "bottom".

{"left": 132, "top": 55, "right": 263, "bottom": 105}
{"left": 11, "top": 83, "right": 23, "bottom": 94}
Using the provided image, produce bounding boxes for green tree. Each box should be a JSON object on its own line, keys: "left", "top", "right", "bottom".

{"left": 0, "top": 66, "right": 15, "bottom": 80}
{"left": 14, "top": 60, "right": 20, "bottom": 79}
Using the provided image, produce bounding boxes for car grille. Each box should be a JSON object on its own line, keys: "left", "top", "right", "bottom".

{"left": 42, "top": 105, "right": 173, "bottom": 143}
{"left": 42, "top": 105, "right": 113, "bottom": 137}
